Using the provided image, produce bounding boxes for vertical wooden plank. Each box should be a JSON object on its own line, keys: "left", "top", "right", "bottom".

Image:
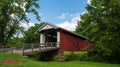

{"left": 57, "top": 32, "right": 60, "bottom": 47}
{"left": 31, "top": 44, "right": 33, "bottom": 52}
{"left": 11, "top": 47, "right": 14, "bottom": 54}
{"left": 57, "top": 42, "right": 60, "bottom": 47}
{"left": 45, "top": 43, "right": 47, "bottom": 50}
{"left": 40, "top": 34, "right": 45, "bottom": 43}
{"left": 51, "top": 43, "right": 52, "bottom": 48}
{"left": 22, "top": 45, "right": 25, "bottom": 55}
{"left": 39, "top": 43, "right": 41, "bottom": 51}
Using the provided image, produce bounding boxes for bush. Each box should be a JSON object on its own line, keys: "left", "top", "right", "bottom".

{"left": 64, "top": 51, "right": 88, "bottom": 61}
{"left": 52, "top": 56, "right": 58, "bottom": 61}
{"left": 64, "top": 51, "right": 104, "bottom": 62}
{"left": 78, "top": 52, "right": 88, "bottom": 61}
{"left": 65, "top": 52, "right": 77, "bottom": 61}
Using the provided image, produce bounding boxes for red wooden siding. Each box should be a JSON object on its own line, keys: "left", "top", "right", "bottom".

{"left": 60, "top": 31, "right": 91, "bottom": 51}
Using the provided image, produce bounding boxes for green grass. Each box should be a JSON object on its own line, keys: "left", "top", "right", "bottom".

{"left": 0, "top": 52, "right": 120, "bottom": 67}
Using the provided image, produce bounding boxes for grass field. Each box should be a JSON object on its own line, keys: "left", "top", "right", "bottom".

{"left": 0, "top": 53, "right": 120, "bottom": 67}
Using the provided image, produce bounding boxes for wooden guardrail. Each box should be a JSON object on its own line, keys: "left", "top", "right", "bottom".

{"left": 0, "top": 42, "right": 60, "bottom": 55}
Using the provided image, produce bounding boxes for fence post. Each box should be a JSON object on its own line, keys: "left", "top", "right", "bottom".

{"left": 51, "top": 43, "right": 52, "bottom": 48}
{"left": 57, "top": 42, "right": 60, "bottom": 47}
{"left": 39, "top": 43, "right": 41, "bottom": 51}
{"left": 22, "top": 45, "right": 25, "bottom": 55}
{"left": 45, "top": 43, "right": 47, "bottom": 50}
{"left": 11, "top": 47, "right": 14, "bottom": 54}
{"left": 31, "top": 44, "right": 33, "bottom": 52}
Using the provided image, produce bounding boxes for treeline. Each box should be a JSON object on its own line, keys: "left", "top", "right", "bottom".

{"left": 75, "top": 0, "right": 120, "bottom": 63}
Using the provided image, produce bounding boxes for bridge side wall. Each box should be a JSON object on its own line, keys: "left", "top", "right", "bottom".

{"left": 60, "top": 31, "right": 91, "bottom": 51}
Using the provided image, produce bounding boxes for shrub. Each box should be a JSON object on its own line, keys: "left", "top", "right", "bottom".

{"left": 64, "top": 51, "right": 88, "bottom": 61}
{"left": 65, "top": 52, "right": 77, "bottom": 61}
{"left": 64, "top": 51, "right": 104, "bottom": 62}
{"left": 78, "top": 52, "right": 88, "bottom": 61}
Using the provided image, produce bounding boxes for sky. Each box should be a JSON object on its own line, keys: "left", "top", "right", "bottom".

{"left": 23, "top": 0, "right": 91, "bottom": 31}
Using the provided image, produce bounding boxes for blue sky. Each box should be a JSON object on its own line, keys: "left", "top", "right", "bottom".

{"left": 25, "top": 0, "right": 90, "bottom": 31}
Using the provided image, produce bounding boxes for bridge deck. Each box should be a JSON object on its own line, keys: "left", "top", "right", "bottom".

{"left": 14, "top": 47, "right": 59, "bottom": 55}
{"left": 0, "top": 42, "right": 60, "bottom": 55}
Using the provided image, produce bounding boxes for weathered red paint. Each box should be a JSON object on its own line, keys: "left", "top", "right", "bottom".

{"left": 60, "top": 31, "right": 91, "bottom": 51}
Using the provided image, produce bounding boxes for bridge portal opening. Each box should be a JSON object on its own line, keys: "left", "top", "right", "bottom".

{"left": 40, "top": 28, "right": 60, "bottom": 47}
{"left": 43, "top": 29, "right": 57, "bottom": 43}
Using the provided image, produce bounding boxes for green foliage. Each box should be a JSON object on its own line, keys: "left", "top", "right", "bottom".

{"left": 78, "top": 52, "right": 88, "bottom": 61}
{"left": 7, "top": 22, "right": 44, "bottom": 46}
{"left": 75, "top": 0, "right": 120, "bottom": 63}
{"left": 24, "top": 23, "right": 44, "bottom": 43}
{"left": 0, "top": 0, "right": 40, "bottom": 47}
{"left": 64, "top": 52, "right": 113, "bottom": 63}
{"left": 52, "top": 56, "right": 58, "bottom": 61}
{"left": 64, "top": 51, "right": 88, "bottom": 61}
{"left": 7, "top": 37, "right": 24, "bottom": 47}
{"left": 65, "top": 52, "right": 79, "bottom": 61}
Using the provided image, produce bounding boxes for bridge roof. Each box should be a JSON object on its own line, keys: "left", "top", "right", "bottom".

{"left": 36, "top": 23, "right": 88, "bottom": 40}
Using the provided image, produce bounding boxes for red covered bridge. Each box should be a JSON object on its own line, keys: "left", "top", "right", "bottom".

{"left": 37, "top": 23, "right": 91, "bottom": 51}
{"left": 37, "top": 23, "right": 92, "bottom": 61}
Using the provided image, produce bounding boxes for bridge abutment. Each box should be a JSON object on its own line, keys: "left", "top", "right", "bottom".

{"left": 38, "top": 49, "right": 64, "bottom": 61}
{"left": 58, "top": 50, "right": 64, "bottom": 61}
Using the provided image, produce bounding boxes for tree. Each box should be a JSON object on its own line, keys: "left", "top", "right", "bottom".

{"left": 0, "top": 0, "right": 40, "bottom": 48}
{"left": 75, "top": 0, "right": 120, "bottom": 63}
{"left": 7, "top": 37, "right": 24, "bottom": 47}
{"left": 24, "top": 23, "right": 44, "bottom": 43}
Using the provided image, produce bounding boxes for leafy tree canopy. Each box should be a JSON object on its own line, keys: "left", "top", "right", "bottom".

{"left": 0, "top": 0, "right": 40, "bottom": 48}
{"left": 24, "top": 22, "right": 44, "bottom": 43}
{"left": 75, "top": 0, "right": 120, "bottom": 63}
{"left": 7, "top": 37, "right": 24, "bottom": 47}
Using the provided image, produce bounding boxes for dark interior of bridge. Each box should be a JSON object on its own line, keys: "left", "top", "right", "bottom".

{"left": 41, "top": 29, "right": 57, "bottom": 43}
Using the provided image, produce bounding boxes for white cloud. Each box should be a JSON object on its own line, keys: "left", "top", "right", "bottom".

{"left": 81, "top": 11, "right": 86, "bottom": 15}
{"left": 57, "top": 12, "right": 80, "bottom": 31}
{"left": 20, "top": 22, "right": 35, "bottom": 29}
{"left": 57, "top": 21, "right": 77, "bottom": 31}
{"left": 57, "top": 13, "right": 68, "bottom": 19}
{"left": 87, "top": 0, "right": 91, "bottom": 4}
{"left": 39, "top": 13, "right": 43, "bottom": 16}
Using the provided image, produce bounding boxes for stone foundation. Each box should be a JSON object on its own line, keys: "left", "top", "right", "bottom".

{"left": 58, "top": 50, "right": 64, "bottom": 61}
